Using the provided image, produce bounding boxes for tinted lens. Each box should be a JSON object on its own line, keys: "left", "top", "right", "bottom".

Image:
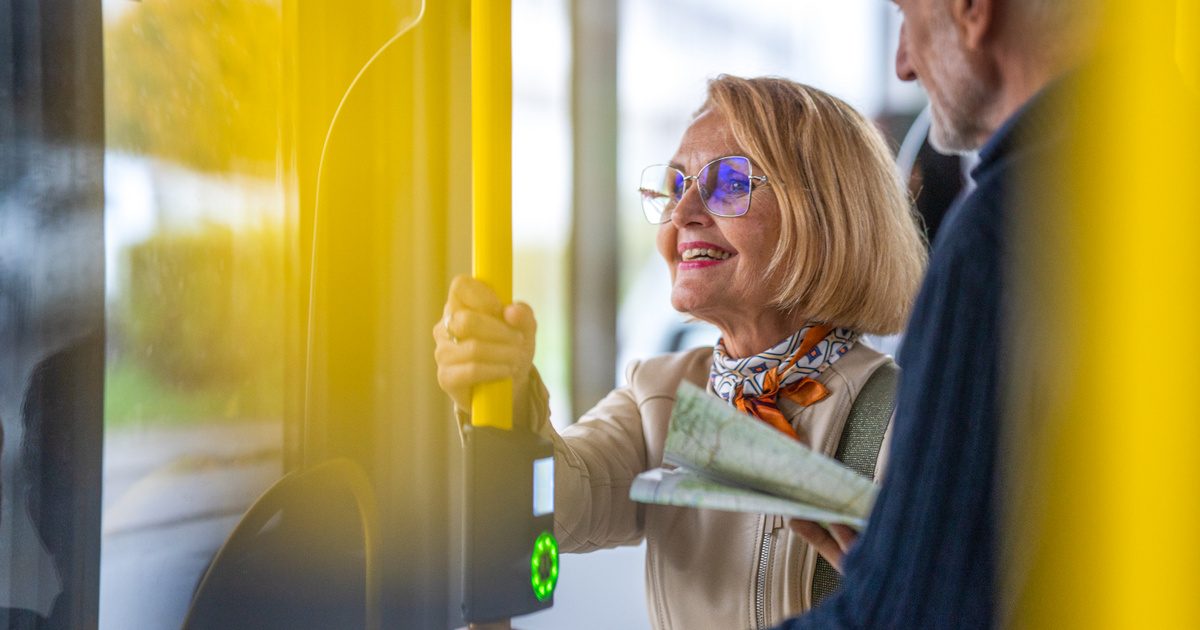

{"left": 699, "top": 157, "right": 752, "bottom": 217}
{"left": 639, "top": 165, "right": 684, "bottom": 223}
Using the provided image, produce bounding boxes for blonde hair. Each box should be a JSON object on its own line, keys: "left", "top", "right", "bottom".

{"left": 701, "top": 75, "right": 927, "bottom": 335}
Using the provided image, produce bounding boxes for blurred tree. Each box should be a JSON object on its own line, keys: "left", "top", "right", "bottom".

{"left": 119, "top": 224, "right": 286, "bottom": 418}
{"left": 104, "top": 0, "right": 280, "bottom": 175}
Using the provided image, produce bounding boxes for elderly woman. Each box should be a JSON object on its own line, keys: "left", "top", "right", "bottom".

{"left": 434, "top": 76, "right": 926, "bottom": 629}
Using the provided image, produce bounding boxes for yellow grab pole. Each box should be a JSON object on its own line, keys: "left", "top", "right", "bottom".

{"left": 470, "top": 0, "right": 513, "bottom": 430}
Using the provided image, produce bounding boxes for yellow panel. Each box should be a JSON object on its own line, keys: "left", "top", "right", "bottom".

{"left": 280, "top": 2, "right": 474, "bottom": 623}
{"left": 1009, "top": 2, "right": 1200, "bottom": 627}
{"left": 281, "top": 0, "right": 473, "bottom": 534}
{"left": 1180, "top": 0, "right": 1200, "bottom": 90}
{"left": 284, "top": 0, "right": 429, "bottom": 458}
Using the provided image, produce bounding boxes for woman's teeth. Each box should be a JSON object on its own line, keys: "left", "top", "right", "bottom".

{"left": 681, "top": 247, "right": 732, "bottom": 261}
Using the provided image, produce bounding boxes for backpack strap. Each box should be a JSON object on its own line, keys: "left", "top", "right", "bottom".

{"left": 809, "top": 360, "right": 899, "bottom": 606}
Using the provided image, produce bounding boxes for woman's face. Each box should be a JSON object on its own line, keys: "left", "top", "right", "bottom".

{"left": 656, "top": 110, "right": 784, "bottom": 328}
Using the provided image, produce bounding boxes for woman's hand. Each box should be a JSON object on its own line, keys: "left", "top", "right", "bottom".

{"left": 432, "top": 275, "right": 537, "bottom": 412}
{"left": 789, "top": 520, "right": 859, "bottom": 573}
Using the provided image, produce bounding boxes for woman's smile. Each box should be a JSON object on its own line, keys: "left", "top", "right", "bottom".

{"left": 677, "top": 240, "right": 736, "bottom": 270}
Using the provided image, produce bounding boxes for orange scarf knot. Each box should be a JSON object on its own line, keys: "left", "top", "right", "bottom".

{"left": 733, "top": 376, "right": 830, "bottom": 441}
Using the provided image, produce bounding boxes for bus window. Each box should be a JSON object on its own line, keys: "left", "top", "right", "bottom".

{"left": 99, "top": 1, "right": 287, "bottom": 627}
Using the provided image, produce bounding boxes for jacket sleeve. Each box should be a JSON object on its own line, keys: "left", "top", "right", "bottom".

{"left": 529, "top": 362, "right": 650, "bottom": 553}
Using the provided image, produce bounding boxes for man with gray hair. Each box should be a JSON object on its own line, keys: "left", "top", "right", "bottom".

{"left": 778, "top": 0, "right": 1096, "bottom": 627}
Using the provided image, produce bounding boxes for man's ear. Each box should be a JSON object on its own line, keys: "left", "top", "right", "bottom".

{"left": 951, "top": 0, "right": 994, "bottom": 50}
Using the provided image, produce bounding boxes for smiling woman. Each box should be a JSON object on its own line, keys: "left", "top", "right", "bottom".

{"left": 648, "top": 77, "right": 926, "bottom": 364}
{"left": 435, "top": 75, "right": 927, "bottom": 629}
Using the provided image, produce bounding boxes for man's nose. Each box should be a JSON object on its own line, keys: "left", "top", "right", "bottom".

{"left": 895, "top": 26, "right": 917, "bottom": 82}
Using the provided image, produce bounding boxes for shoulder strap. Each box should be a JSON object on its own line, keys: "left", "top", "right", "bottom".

{"left": 810, "top": 361, "right": 899, "bottom": 606}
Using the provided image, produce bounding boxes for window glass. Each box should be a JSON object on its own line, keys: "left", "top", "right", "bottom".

{"left": 100, "top": 1, "right": 286, "bottom": 627}
{"left": 513, "top": 0, "right": 573, "bottom": 427}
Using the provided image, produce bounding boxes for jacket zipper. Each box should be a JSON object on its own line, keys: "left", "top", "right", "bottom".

{"left": 650, "top": 543, "right": 668, "bottom": 630}
{"left": 755, "top": 517, "right": 773, "bottom": 630}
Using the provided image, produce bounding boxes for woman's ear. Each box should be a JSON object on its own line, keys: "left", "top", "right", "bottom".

{"left": 951, "top": 0, "right": 995, "bottom": 50}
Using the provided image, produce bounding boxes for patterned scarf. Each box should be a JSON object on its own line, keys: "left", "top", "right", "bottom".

{"left": 709, "top": 325, "right": 857, "bottom": 440}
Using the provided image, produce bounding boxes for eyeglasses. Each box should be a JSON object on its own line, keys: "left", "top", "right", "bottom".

{"left": 638, "top": 155, "right": 768, "bottom": 224}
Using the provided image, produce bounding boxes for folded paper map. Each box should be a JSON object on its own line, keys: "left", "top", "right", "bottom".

{"left": 629, "top": 381, "right": 877, "bottom": 529}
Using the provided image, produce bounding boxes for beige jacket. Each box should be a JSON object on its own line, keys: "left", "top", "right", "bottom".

{"left": 529, "top": 343, "right": 894, "bottom": 630}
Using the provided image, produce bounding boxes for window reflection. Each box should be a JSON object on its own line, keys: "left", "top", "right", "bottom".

{"left": 100, "top": 1, "right": 286, "bottom": 627}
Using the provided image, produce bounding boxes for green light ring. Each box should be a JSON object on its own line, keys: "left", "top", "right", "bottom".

{"left": 530, "top": 531, "right": 559, "bottom": 601}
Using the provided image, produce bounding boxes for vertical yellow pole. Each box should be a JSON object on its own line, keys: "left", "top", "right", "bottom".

{"left": 470, "top": 0, "right": 513, "bottom": 430}
{"left": 1010, "top": 1, "right": 1200, "bottom": 627}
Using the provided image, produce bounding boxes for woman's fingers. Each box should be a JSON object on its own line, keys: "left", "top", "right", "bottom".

{"left": 436, "top": 362, "right": 519, "bottom": 409}
{"left": 446, "top": 308, "right": 527, "bottom": 345}
{"left": 448, "top": 274, "right": 504, "bottom": 317}
{"left": 437, "top": 361, "right": 522, "bottom": 387}
{"left": 434, "top": 315, "right": 534, "bottom": 409}
{"left": 789, "top": 519, "right": 845, "bottom": 572}
{"left": 435, "top": 337, "right": 528, "bottom": 370}
{"left": 502, "top": 302, "right": 538, "bottom": 398}
{"left": 434, "top": 333, "right": 528, "bottom": 401}
{"left": 434, "top": 277, "right": 540, "bottom": 409}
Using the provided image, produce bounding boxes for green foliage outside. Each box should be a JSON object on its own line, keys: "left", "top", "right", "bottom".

{"left": 99, "top": 0, "right": 579, "bottom": 428}
{"left": 104, "top": 355, "right": 265, "bottom": 429}
{"left": 103, "top": 0, "right": 287, "bottom": 427}
{"left": 104, "top": 0, "right": 281, "bottom": 175}
{"left": 108, "top": 224, "right": 286, "bottom": 427}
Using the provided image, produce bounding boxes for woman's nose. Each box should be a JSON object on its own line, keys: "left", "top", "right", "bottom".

{"left": 670, "top": 183, "right": 711, "bottom": 227}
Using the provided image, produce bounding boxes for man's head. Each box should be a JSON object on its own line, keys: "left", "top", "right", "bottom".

{"left": 893, "top": 0, "right": 1097, "bottom": 154}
